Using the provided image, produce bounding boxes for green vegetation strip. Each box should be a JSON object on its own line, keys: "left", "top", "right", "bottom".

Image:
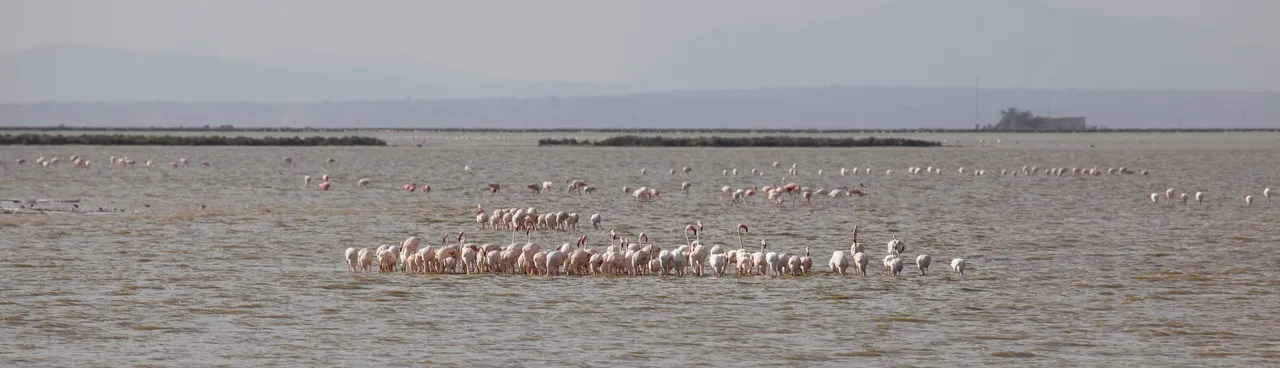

{"left": 539, "top": 135, "right": 941, "bottom": 147}
{"left": 0, "top": 133, "right": 386, "bottom": 146}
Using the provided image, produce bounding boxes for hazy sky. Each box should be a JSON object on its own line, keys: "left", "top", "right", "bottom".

{"left": 3, "top": 0, "right": 1278, "bottom": 83}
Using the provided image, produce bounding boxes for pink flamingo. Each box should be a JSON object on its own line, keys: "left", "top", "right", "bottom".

{"left": 488, "top": 183, "right": 500, "bottom": 196}
{"left": 404, "top": 183, "right": 417, "bottom": 192}
{"left": 318, "top": 181, "right": 331, "bottom": 191}
{"left": 421, "top": 184, "right": 430, "bottom": 193}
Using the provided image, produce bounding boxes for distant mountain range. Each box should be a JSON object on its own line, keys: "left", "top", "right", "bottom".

{"left": 632, "top": 0, "right": 1280, "bottom": 91}
{"left": 0, "top": 45, "right": 618, "bottom": 102}
{"left": 2, "top": 0, "right": 1278, "bottom": 103}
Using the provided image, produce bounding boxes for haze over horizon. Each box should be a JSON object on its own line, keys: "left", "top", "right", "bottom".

{"left": 2, "top": 0, "right": 1278, "bottom": 129}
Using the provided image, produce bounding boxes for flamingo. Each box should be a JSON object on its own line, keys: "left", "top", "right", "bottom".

{"left": 1165, "top": 188, "right": 1174, "bottom": 204}
{"left": 318, "top": 181, "right": 331, "bottom": 191}
{"left": 951, "top": 258, "right": 966, "bottom": 276}
{"left": 764, "top": 240, "right": 781, "bottom": 276}
{"left": 590, "top": 213, "right": 602, "bottom": 231}
{"left": 707, "top": 252, "right": 726, "bottom": 278}
{"left": 1195, "top": 191, "right": 1204, "bottom": 204}
{"left": 884, "top": 255, "right": 903, "bottom": 276}
{"left": 357, "top": 248, "right": 374, "bottom": 271}
{"left": 404, "top": 183, "right": 417, "bottom": 192}
{"left": 344, "top": 247, "right": 359, "bottom": 271}
{"left": 1245, "top": 195, "right": 1253, "bottom": 207}
{"left": 852, "top": 251, "right": 869, "bottom": 276}
{"left": 545, "top": 243, "right": 569, "bottom": 276}
{"left": 799, "top": 247, "right": 812, "bottom": 276}
{"left": 850, "top": 225, "right": 865, "bottom": 254}
{"left": 916, "top": 254, "right": 931, "bottom": 275}
{"left": 488, "top": 183, "right": 500, "bottom": 196}
{"left": 887, "top": 235, "right": 905, "bottom": 256}
{"left": 829, "top": 250, "right": 850, "bottom": 276}
{"left": 1150, "top": 193, "right": 1159, "bottom": 204}
{"left": 1265, "top": 187, "right": 1272, "bottom": 204}
{"left": 304, "top": 175, "right": 312, "bottom": 187}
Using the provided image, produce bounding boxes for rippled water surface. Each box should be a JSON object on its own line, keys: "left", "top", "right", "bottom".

{"left": 2, "top": 132, "right": 1278, "bottom": 367}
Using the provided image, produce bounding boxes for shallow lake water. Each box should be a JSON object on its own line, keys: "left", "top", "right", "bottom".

{"left": 2, "top": 132, "right": 1278, "bottom": 367}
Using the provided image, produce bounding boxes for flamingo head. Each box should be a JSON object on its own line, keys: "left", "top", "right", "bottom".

{"left": 639, "top": 233, "right": 648, "bottom": 243}
{"left": 696, "top": 221, "right": 704, "bottom": 232}
{"left": 738, "top": 224, "right": 749, "bottom": 233}
{"left": 457, "top": 232, "right": 465, "bottom": 243}
{"left": 760, "top": 239, "right": 768, "bottom": 249}
{"left": 578, "top": 235, "right": 587, "bottom": 248}
{"left": 610, "top": 229, "right": 618, "bottom": 240}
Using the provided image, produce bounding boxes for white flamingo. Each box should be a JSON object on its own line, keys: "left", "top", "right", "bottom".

{"left": 886, "top": 235, "right": 905, "bottom": 256}
{"left": 951, "top": 258, "right": 966, "bottom": 276}
{"left": 344, "top": 247, "right": 359, "bottom": 271}
{"left": 884, "top": 255, "right": 903, "bottom": 276}
{"left": 852, "top": 252, "right": 869, "bottom": 276}
{"left": 916, "top": 254, "right": 931, "bottom": 275}
{"left": 850, "top": 225, "right": 864, "bottom": 255}
{"left": 829, "top": 250, "right": 850, "bottom": 276}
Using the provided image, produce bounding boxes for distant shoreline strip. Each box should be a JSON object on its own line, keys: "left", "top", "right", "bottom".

{"left": 538, "top": 135, "right": 941, "bottom": 147}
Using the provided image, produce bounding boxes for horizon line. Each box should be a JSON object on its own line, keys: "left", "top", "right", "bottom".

{"left": 2, "top": 84, "right": 1278, "bottom": 105}
{"left": 1, "top": 126, "right": 1276, "bottom": 133}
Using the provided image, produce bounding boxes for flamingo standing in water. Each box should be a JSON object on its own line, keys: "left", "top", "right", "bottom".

{"left": 404, "top": 183, "right": 417, "bottom": 192}
{"left": 318, "top": 181, "right": 331, "bottom": 191}
{"left": 488, "top": 183, "right": 501, "bottom": 196}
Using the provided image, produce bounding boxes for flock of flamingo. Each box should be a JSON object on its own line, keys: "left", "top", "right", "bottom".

{"left": 345, "top": 223, "right": 966, "bottom": 279}
{"left": 10, "top": 154, "right": 1268, "bottom": 207}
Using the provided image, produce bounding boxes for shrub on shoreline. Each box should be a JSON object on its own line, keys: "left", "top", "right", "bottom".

{"left": 539, "top": 135, "right": 941, "bottom": 147}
